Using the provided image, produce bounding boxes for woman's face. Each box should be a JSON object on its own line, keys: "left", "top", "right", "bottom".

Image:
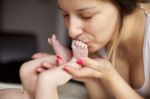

{"left": 57, "top": 0, "right": 120, "bottom": 53}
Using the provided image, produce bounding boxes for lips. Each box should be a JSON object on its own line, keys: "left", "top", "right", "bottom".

{"left": 73, "top": 38, "right": 88, "bottom": 43}
{"left": 77, "top": 35, "right": 91, "bottom": 43}
{"left": 77, "top": 39, "right": 90, "bottom": 43}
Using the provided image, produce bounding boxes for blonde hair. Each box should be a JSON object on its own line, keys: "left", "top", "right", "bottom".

{"left": 107, "top": 33, "right": 120, "bottom": 66}
{"left": 106, "top": 18, "right": 123, "bottom": 66}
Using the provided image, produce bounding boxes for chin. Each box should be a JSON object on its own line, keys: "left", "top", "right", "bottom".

{"left": 87, "top": 41, "right": 102, "bottom": 51}
{"left": 88, "top": 44, "right": 103, "bottom": 54}
{"left": 88, "top": 47, "right": 99, "bottom": 53}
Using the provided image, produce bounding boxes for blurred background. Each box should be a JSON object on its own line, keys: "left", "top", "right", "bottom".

{"left": 0, "top": 0, "right": 150, "bottom": 84}
{"left": 0, "top": 0, "right": 70, "bottom": 84}
{"left": 0, "top": 0, "right": 69, "bottom": 53}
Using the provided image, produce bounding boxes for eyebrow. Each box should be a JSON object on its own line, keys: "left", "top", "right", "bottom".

{"left": 76, "top": 7, "right": 96, "bottom": 12}
{"left": 58, "top": 6, "right": 96, "bottom": 12}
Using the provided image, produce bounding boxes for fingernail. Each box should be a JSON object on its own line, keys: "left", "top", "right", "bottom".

{"left": 76, "top": 58, "right": 84, "bottom": 65}
{"left": 56, "top": 58, "right": 60, "bottom": 65}
{"left": 56, "top": 55, "right": 63, "bottom": 60}
{"left": 56, "top": 55, "right": 63, "bottom": 65}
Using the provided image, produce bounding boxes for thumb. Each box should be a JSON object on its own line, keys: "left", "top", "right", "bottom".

{"left": 76, "top": 57, "right": 98, "bottom": 68}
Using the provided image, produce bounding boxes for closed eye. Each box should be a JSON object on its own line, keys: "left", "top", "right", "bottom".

{"left": 80, "top": 16, "right": 92, "bottom": 20}
{"left": 63, "top": 14, "right": 69, "bottom": 18}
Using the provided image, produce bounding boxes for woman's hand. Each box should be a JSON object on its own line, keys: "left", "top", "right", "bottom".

{"left": 63, "top": 57, "right": 115, "bottom": 80}
{"left": 32, "top": 52, "right": 50, "bottom": 59}
{"left": 63, "top": 57, "right": 116, "bottom": 99}
{"left": 31, "top": 52, "right": 58, "bottom": 73}
{"left": 63, "top": 57, "right": 145, "bottom": 99}
{"left": 20, "top": 55, "right": 57, "bottom": 95}
{"left": 31, "top": 52, "right": 71, "bottom": 73}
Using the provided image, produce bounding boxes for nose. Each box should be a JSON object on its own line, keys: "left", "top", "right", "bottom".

{"left": 67, "top": 16, "right": 83, "bottom": 39}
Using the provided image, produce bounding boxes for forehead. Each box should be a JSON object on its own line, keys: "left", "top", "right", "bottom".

{"left": 57, "top": 0, "right": 103, "bottom": 10}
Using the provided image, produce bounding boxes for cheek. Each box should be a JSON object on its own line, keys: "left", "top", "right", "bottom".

{"left": 90, "top": 17, "right": 117, "bottom": 42}
{"left": 87, "top": 24, "right": 109, "bottom": 43}
{"left": 85, "top": 24, "right": 114, "bottom": 52}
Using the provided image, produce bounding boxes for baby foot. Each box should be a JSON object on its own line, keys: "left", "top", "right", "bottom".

{"left": 72, "top": 40, "right": 88, "bottom": 59}
{"left": 48, "top": 34, "right": 72, "bottom": 64}
{"left": 67, "top": 40, "right": 88, "bottom": 68}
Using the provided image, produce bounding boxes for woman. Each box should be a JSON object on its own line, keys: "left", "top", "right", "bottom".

{"left": 20, "top": 0, "right": 150, "bottom": 99}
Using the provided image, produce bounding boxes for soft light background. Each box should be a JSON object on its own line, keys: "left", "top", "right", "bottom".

{"left": 0, "top": 0, "right": 69, "bottom": 53}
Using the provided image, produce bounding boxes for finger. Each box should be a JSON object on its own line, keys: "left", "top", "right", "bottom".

{"left": 36, "top": 62, "right": 57, "bottom": 73}
{"left": 36, "top": 66, "right": 46, "bottom": 73}
{"left": 41, "top": 61, "right": 56, "bottom": 69}
{"left": 32, "top": 53, "right": 49, "bottom": 59}
{"left": 63, "top": 66, "right": 101, "bottom": 78}
{"left": 77, "top": 57, "right": 100, "bottom": 70}
{"left": 56, "top": 55, "right": 63, "bottom": 65}
{"left": 34, "top": 55, "right": 56, "bottom": 65}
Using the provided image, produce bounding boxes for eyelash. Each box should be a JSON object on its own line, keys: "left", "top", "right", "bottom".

{"left": 63, "top": 14, "right": 92, "bottom": 20}
{"left": 63, "top": 14, "right": 69, "bottom": 17}
{"left": 80, "top": 16, "right": 92, "bottom": 20}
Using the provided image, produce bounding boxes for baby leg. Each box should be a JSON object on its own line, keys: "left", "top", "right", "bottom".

{"left": 48, "top": 34, "right": 72, "bottom": 64}
{"left": 20, "top": 56, "right": 56, "bottom": 98}
{"left": 54, "top": 40, "right": 89, "bottom": 84}
{"left": 35, "top": 40, "right": 88, "bottom": 99}
{"left": 37, "top": 40, "right": 88, "bottom": 86}
{"left": 67, "top": 40, "right": 88, "bottom": 68}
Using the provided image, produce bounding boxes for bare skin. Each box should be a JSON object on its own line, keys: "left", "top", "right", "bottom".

{"left": 35, "top": 40, "right": 88, "bottom": 99}
{"left": 48, "top": 34, "right": 72, "bottom": 64}
{"left": 61, "top": 3, "right": 150, "bottom": 99}
{"left": 56, "top": 0, "right": 150, "bottom": 98}
{"left": 35, "top": 34, "right": 88, "bottom": 72}
{"left": 0, "top": 40, "right": 88, "bottom": 99}
{"left": 35, "top": 34, "right": 72, "bottom": 73}
{"left": 20, "top": 35, "right": 73, "bottom": 98}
